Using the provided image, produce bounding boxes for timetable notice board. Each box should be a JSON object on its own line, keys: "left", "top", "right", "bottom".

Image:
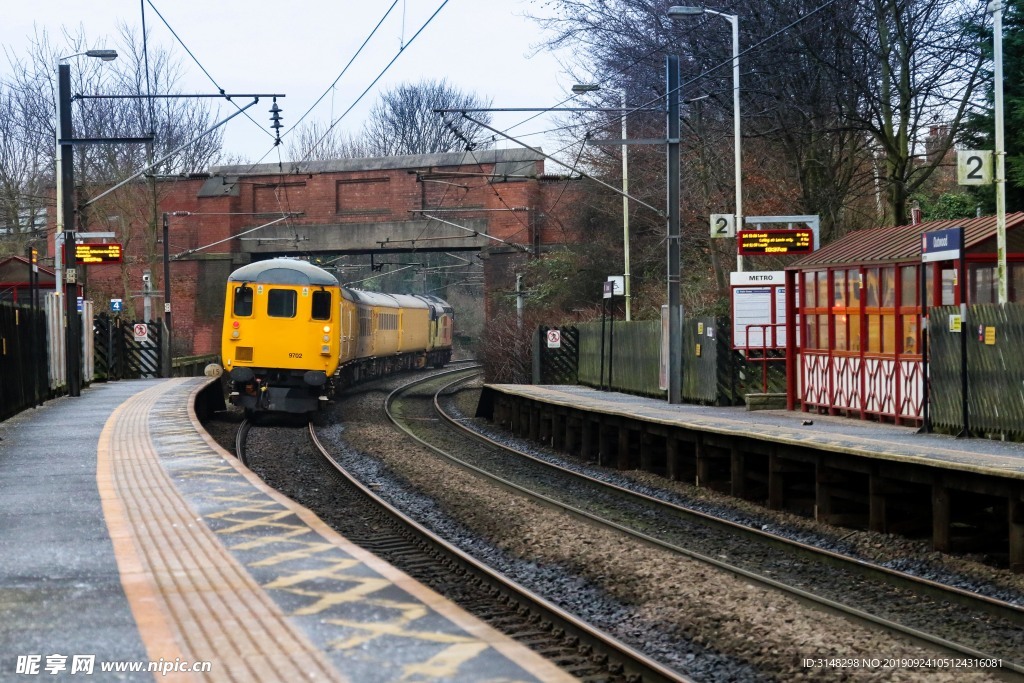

{"left": 730, "top": 271, "right": 789, "bottom": 349}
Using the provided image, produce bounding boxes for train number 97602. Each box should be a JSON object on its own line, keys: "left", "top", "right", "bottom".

{"left": 288, "top": 352, "right": 303, "bottom": 358}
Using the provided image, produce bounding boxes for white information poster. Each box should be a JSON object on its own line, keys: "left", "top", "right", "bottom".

{"left": 730, "top": 271, "right": 788, "bottom": 349}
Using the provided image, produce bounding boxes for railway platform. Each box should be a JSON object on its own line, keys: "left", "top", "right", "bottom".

{"left": 478, "top": 384, "right": 1024, "bottom": 572}
{"left": 0, "top": 377, "right": 574, "bottom": 682}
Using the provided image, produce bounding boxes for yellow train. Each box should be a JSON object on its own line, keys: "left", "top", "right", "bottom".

{"left": 220, "top": 258, "right": 454, "bottom": 414}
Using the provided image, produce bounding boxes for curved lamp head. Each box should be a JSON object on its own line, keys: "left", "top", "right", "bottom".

{"left": 86, "top": 49, "right": 118, "bottom": 61}
{"left": 572, "top": 84, "right": 601, "bottom": 94}
{"left": 667, "top": 6, "right": 705, "bottom": 17}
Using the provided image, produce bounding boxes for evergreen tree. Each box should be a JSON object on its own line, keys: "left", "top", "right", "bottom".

{"left": 961, "top": 0, "right": 1024, "bottom": 213}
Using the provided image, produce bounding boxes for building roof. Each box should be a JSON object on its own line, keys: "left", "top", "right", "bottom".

{"left": 787, "top": 212, "right": 1024, "bottom": 269}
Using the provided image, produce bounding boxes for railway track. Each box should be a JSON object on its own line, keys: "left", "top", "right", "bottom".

{"left": 299, "top": 367, "right": 687, "bottom": 683}
{"left": 386, "top": 369, "right": 1024, "bottom": 678}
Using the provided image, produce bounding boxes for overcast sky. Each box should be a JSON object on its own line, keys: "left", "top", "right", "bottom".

{"left": 2, "top": 1, "right": 581, "bottom": 165}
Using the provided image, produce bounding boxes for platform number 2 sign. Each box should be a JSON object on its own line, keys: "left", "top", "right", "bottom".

{"left": 710, "top": 214, "right": 736, "bottom": 239}
{"left": 957, "top": 150, "right": 993, "bottom": 186}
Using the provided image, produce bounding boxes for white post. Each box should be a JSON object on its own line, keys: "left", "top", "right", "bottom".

{"left": 992, "top": 0, "right": 1008, "bottom": 304}
{"left": 726, "top": 12, "right": 743, "bottom": 273}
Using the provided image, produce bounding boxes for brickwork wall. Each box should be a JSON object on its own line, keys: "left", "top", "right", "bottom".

{"left": 54, "top": 153, "right": 582, "bottom": 358}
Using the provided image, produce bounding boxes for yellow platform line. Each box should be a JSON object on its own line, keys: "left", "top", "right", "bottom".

{"left": 98, "top": 380, "right": 347, "bottom": 683}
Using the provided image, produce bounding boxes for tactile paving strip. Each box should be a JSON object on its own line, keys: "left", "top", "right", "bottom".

{"left": 100, "top": 378, "right": 570, "bottom": 683}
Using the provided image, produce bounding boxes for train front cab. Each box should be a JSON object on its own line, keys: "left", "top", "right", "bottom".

{"left": 222, "top": 260, "right": 341, "bottom": 414}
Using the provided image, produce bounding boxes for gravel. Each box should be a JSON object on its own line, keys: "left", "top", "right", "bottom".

{"left": 202, "top": 373, "right": 1018, "bottom": 682}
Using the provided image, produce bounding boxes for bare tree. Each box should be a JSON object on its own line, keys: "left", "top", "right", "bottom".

{"left": 0, "top": 25, "right": 226, "bottom": 303}
{"left": 363, "top": 79, "right": 493, "bottom": 156}
{"left": 285, "top": 120, "right": 373, "bottom": 161}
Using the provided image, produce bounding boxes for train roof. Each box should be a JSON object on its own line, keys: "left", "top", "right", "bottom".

{"left": 341, "top": 289, "right": 429, "bottom": 309}
{"left": 227, "top": 258, "right": 338, "bottom": 286}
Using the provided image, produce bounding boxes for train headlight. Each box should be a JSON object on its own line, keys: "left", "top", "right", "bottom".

{"left": 323, "top": 326, "right": 330, "bottom": 333}
{"left": 323, "top": 335, "right": 330, "bottom": 342}
{"left": 321, "top": 345, "right": 330, "bottom": 355}
{"left": 231, "top": 330, "right": 240, "bottom": 339}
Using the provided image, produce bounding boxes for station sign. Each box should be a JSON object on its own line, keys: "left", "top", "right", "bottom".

{"left": 921, "top": 228, "right": 962, "bottom": 262}
{"left": 737, "top": 229, "right": 813, "bottom": 256}
{"left": 75, "top": 242, "right": 123, "bottom": 264}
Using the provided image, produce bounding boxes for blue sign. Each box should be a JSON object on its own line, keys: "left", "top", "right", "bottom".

{"left": 76, "top": 297, "right": 83, "bottom": 313}
{"left": 921, "top": 227, "right": 962, "bottom": 263}
{"left": 111, "top": 298, "right": 123, "bottom": 313}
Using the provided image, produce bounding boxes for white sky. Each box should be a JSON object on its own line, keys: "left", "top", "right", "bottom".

{"left": 2, "top": 1, "right": 581, "bottom": 166}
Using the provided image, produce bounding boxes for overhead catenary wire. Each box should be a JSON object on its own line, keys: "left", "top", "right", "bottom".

{"left": 145, "top": 0, "right": 273, "bottom": 139}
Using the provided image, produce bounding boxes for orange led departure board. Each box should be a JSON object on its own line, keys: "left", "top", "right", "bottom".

{"left": 75, "top": 243, "right": 123, "bottom": 264}
{"left": 737, "top": 229, "right": 813, "bottom": 256}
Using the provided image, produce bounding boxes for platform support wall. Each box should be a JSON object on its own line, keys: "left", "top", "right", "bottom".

{"left": 731, "top": 449, "right": 745, "bottom": 498}
{"left": 869, "top": 472, "right": 888, "bottom": 533}
{"left": 617, "top": 424, "right": 631, "bottom": 470}
{"left": 666, "top": 434, "right": 682, "bottom": 481}
{"left": 768, "top": 452, "right": 784, "bottom": 510}
{"left": 932, "top": 483, "right": 951, "bottom": 553}
{"left": 1010, "top": 489, "right": 1023, "bottom": 573}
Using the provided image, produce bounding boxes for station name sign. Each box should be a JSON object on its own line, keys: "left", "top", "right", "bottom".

{"left": 921, "top": 228, "right": 962, "bottom": 263}
{"left": 737, "top": 229, "right": 814, "bottom": 256}
{"left": 75, "top": 243, "right": 123, "bottom": 264}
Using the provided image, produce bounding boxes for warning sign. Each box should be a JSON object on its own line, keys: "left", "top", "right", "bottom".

{"left": 546, "top": 329, "right": 561, "bottom": 349}
{"left": 133, "top": 323, "right": 149, "bottom": 342}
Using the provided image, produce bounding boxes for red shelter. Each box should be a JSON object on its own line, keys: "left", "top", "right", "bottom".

{"left": 784, "top": 213, "right": 1024, "bottom": 424}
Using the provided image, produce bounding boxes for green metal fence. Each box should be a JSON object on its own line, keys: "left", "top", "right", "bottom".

{"left": 536, "top": 316, "right": 768, "bottom": 405}
{"left": 930, "top": 303, "right": 1024, "bottom": 438}
{"left": 0, "top": 302, "right": 48, "bottom": 420}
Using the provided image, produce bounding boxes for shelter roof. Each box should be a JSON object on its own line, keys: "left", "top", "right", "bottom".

{"left": 0, "top": 256, "right": 56, "bottom": 284}
{"left": 788, "top": 212, "right": 1024, "bottom": 269}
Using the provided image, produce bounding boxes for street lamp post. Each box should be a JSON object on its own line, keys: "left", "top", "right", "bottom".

{"left": 572, "top": 84, "right": 632, "bottom": 321}
{"left": 668, "top": 6, "right": 743, "bottom": 272}
{"left": 56, "top": 49, "right": 117, "bottom": 396}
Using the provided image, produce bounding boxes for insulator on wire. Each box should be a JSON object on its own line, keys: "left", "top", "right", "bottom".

{"left": 269, "top": 97, "right": 283, "bottom": 146}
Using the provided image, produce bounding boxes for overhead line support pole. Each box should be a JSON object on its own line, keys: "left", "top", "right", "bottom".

{"left": 667, "top": 55, "right": 683, "bottom": 405}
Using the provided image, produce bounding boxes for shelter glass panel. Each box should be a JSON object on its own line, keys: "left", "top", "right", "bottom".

{"left": 847, "top": 269, "right": 861, "bottom": 308}
{"left": 882, "top": 314, "right": 896, "bottom": 354}
{"left": 900, "top": 266, "right": 918, "bottom": 309}
{"left": 941, "top": 268, "right": 955, "bottom": 305}
{"left": 867, "top": 314, "right": 880, "bottom": 353}
{"left": 803, "top": 271, "right": 816, "bottom": 308}
{"left": 849, "top": 313, "right": 861, "bottom": 351}
{"left": 804, "top": 314, "right": 818, "bottom": 349}
{"left": 834, "top": 313, "right": 848, "bottom": 351}
{"left": 971, "top": 264, "right": 996, "bottom": 304}
{"left": 833, "top": 270, "right": 847, "bottom": 307}
{"left": 881, "top": 267, "right": 895, "bottom": 308}
{"left": 865, "top": 268, "right": 880, "bottom": 308}
{"left": 902, "top": 316, "right": 918, "bottom": 355}
{"left": 1013, "top": 263, "right": 1024, "bottom": 302}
